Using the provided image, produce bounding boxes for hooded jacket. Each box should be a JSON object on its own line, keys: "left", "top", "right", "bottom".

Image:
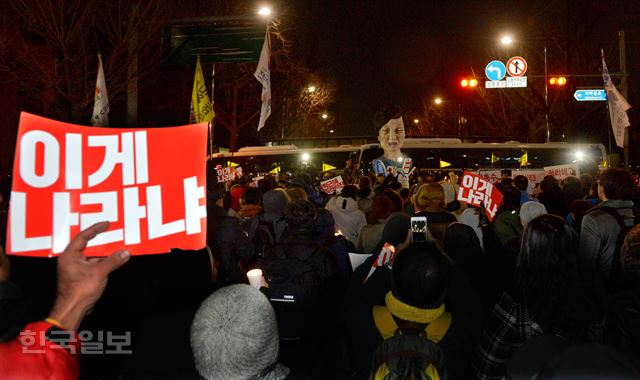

{"left": 325, "top": 196, "right": 367, "bottom": 244}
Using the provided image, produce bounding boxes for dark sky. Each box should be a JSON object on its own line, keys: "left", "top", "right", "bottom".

{"left": 289, "top": 0, "right": 640, "bottom": 137}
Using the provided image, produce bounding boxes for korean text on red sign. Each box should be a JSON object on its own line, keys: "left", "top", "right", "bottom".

{"left": 320, "top": 175, "right": 345, "bottom": 194}
{"left": 456, "top": 172, "right": 504, "bottom": 221}
{"left": 7, "top": 112, "right": 208, "bottom": 257}
{"left": 216, "top": 166, "right": 235, "bottom": 183}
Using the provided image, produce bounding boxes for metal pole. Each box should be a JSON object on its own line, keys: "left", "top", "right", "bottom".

{"left": 619, "top": 30, "right": 630, "bottom": 169}
{"left": 457, "top": 103, "right": 462, "bottom": 138}
{"left": 544, "top": 42, "right": 550, "bottom": 142}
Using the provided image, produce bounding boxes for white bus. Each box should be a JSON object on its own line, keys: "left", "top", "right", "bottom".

{"left": 208, "top": 144, "right": 359, "bottom": 176}
{"left": 358, "top": 139, "right": 607, "bottom": 175}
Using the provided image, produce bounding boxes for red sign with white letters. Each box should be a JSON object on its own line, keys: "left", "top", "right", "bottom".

{"left": 6, "top": 112, "right": 208, "bottom": 257}
{"left": 457, "top": 172, "right": 504, "bottom": 221}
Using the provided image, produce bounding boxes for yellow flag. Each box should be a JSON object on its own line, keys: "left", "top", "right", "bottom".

{"left": 491, "top": 153, "right": 499, "bottom": 163}
{"left": 440, "top": 160, "right": 451, "bottom": 168}
{"left": 189, "top": 56, "right": 214, "bottom": 123}
{"left": 519, "top": 152, "right": 528, "bottom": 166}
{"left": 322, "top": 163, "right": 337, "bottom": 172}
{"left": 227, "top": 161, "right": 239, "bottom": 168}
{"left": 269, "top": 166, "right": 281, "bottom": 174}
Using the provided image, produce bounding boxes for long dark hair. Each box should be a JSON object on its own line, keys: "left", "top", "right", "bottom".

{"left": 515, "top": 214, "right": 596, "bottom": 337}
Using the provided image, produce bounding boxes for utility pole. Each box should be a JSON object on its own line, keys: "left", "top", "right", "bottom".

{"left": 619, "top": 31, "right": 630, "bottom": 169}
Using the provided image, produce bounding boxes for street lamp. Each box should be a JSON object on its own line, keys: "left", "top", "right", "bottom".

{"left": 321, "top": 113, "right": 328, "bottom": 119}
{"left": 257, "top": 6, "right": 272, "bottom": 17}
{"left": 500, "top": 34, "right": 550, "bottom": 142}
{"left": 500, "top": 35, "right": 513, "bottom": 45}
{"left": 307, "top": 85, "right": 316, "bottom": 93}
{"left": 433, "top": 97, "right": 443, "bottom": 105}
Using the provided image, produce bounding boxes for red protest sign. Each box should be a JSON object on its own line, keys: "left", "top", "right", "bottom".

{"left": 216, "top": 167, "right": 235, "bottom": 183}
{"left": 6, "top": 112, "right": 208, "bottom": 257}
{"left": 457, "top": 172, "right": 503, "bottom": 221}
{"left": 320, "top": 175, "right": 345, "bottom": 194}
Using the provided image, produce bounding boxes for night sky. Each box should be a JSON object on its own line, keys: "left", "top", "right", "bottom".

{"left": 289, "top": 0, "right": 640, "bottom": 137}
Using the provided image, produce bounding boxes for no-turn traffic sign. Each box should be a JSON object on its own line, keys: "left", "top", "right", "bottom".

{"left": 506, "top": 56, "right": 527, "bottom": 77}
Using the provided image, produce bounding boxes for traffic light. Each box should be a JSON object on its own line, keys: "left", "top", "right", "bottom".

{"left": 460, "top": 78, "right": 478, "bottom": 88}
{"left": 548, "top": 76, "right": 567, "bottom": 86}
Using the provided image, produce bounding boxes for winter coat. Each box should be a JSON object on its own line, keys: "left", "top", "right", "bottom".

{"left": 357, "top": 221, "right": 386, "bottom": 254}
{"left": 579, "top": 199, "right": 636, "bottom": 281}
{"left": 208, "top": 208, "right": 254, "bottom": 285}
{"left": 325, "top": 196, "right": 367, "bottom": 244}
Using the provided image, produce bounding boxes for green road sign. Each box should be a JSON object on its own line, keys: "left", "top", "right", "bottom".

{"left": 163, "top": 23, "right": 266, "bottom": 65}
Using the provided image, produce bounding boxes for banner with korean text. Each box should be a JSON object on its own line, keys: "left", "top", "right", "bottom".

{"left": 320, "top": 175, "right": 345, "bottom": 195}
{"left": 544, "top": 164, "right": 580, "bottom": 181}
{"left": 7, "top": 113, "right": 208, "bottom": 257}
{"left": 457, "top": 172, "right": 503, "bottom": 221}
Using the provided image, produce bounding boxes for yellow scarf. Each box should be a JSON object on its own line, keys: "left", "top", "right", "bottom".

{"left": 384, "top": 291, "right": 444, "bottom": 324}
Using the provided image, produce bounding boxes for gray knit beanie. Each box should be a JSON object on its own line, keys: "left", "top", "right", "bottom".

{"left": 520, "top": 202, "right": 547, "bottom": 228}
{"left": 191, "top": 284, "right": 286, "bottom": 380}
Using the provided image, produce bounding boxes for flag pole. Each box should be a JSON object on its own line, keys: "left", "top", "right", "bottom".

{"left": 209, "top": 63, "right": 215, "bottom": 160}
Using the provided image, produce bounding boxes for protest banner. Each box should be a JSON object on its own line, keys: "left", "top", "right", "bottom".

{"left": 457, "top": 172, "right": 503, "bottom": 221}
{"left": 216, "top": 167, "right": 235, "bottom": 183}
{"left": 320, "top": 175, "right": 345, "bottom": 194}
{"left": 544, "top": 164, "right": 580, "bottom": 181}
{"left": 7, "top": 112, "right": 208, "bottom": 257}
{"left": 514, "top": 169, "right": 545, "bottom": 194}
{"left": 478, "top": 170, "right": 502, "bottom": 184}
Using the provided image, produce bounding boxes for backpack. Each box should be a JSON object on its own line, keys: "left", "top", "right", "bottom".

{"left": 585, "top": 206, "right": 640, "bottom": 278}
{"left": 263, "top": 244, "right": 325, "bottom": 339}
{"left": 371, "top": 306, "right": 451, "bottom": 380}
{"left": 244, "top": 216, "right": 286, "bottom": 258}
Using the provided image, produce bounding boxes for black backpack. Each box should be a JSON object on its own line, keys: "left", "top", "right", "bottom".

{"left": 244, "top": 216, "right": 286, "bottom": 258}
{"left": 371, "top": 327, "right": 448, "bottom": 380}
{"left": 585, "top": 206, "right": 640, "bottom": 278}
{"left": 263, "top": 244, "right": 325, "bottom": 339}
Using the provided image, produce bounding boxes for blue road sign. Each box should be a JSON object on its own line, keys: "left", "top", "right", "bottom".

{"left": 485, "top": 60, "right": 506, "bottom": 81}
{"left": 573, "top": 89, "right": 607, "bottom": 101}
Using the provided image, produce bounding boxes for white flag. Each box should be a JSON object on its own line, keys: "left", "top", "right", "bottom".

{"left": 91, "top": 54, "right": 110, "bottom": 127}
{"left": 602, "top": 50, "right": 631, "bottom": 148}
{"left": 254, "top": 30, "right": 271, "bottom": 131}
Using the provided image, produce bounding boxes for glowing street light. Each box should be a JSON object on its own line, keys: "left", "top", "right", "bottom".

{"left": 307, "top": 85, "right": 317, "bottom": 93}
{"left": 413, "top": 118, "right": 420, "bottom": 124}
{"left": 321, "top": 113, "right": 328, "bottom": 119}
{"left": 257, "top": 6, "right": 272, "bottom": 17}
{"left": 433, "top": 97, "right": 443, "bottom": 105}
{"left": 500, "top": 35, "right": 513, "bottom": 45}
{"left": 329, "top": 129, "right": 334, "bottom": 133}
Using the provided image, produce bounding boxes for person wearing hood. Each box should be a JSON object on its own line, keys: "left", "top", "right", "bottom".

{"left": 261, "top": 189, "right": 290, "bottom": 244}
{"left": 262, "top": 200, "right": 340, "bottom": 377}
{"left": 315, "top": 208, "right": 352, "bottom": 277}
{"left": 325, "top": 185, "right": 367, "bottom": 245}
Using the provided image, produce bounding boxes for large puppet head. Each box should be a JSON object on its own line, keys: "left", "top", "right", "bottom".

{"left": 373, "top": 104, "right": 406, "bottom": 160}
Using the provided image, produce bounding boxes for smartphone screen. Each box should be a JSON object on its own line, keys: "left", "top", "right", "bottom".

{"left": 410, "top": 216, "right": 428, "bottom": 242}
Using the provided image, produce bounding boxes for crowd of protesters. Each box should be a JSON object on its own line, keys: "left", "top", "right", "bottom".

{"left": 1, "top": 159, "right": 640, "bottom": 379}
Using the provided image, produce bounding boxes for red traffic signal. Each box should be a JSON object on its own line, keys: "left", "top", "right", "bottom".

{"left": 460, "top": 78, "right": 478, "bottom": 88}
{"left": 549, "top": 76, "right": 567, "bottom": 86}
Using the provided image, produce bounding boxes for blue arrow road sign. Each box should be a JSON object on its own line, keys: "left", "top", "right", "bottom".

{"left": 485, "top": 60, "right": 506, "bottom": 81}
{"left": 573, "top": 89, "right": 607, "bottom": 101}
